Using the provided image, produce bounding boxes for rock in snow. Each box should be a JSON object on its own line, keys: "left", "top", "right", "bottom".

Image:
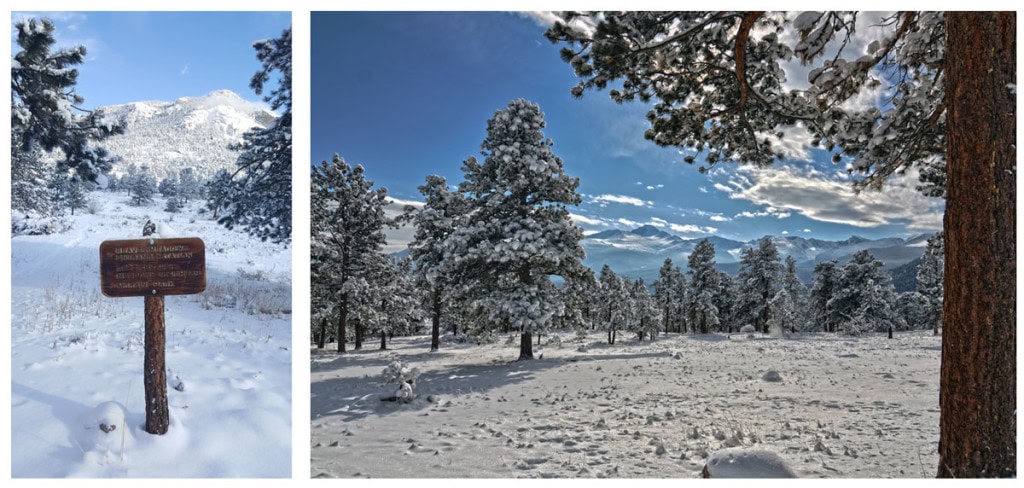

{"left": 702, "top": 448, "right": 798, "bottom": 478}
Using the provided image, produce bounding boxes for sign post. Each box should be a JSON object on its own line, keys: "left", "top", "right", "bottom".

{"left": 99, "top": 234, "right": 205, "bottom": 435}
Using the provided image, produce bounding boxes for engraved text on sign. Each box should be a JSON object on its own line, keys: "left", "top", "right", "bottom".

{"left": 100, "top": 237, "right": 206, "bottom": 297}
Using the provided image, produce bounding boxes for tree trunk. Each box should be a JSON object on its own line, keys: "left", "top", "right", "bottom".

{"left": 317, "top": 317, "right": 326, "bottom": 349}
{"left": 380, "top": 331, "right": 387, "bottom": 350}
{"left": 519, "top": 330, "right": 534, "bottom": 360}
{"left": 337, "top": 299, "right": 347, "bottom": 353}
{"left": 938, "top": 11, "right": 1016, "bottom": 478}
{"left": 354, "top": 318, "right": 363, "bottom": 350}
{"left": 888, "top": 325, "right": 893, "bottom": 339}
{"left": 430, "top": 288, "right": 440, "bottom": 352}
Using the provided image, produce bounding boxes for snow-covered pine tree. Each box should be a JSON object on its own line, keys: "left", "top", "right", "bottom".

{"left": 916, "top": 231, "right": 944, "bottom": 336}
{"left": 896, "top": 291, "right": 932, "bottom": 331}
{"left": 597, "top": 264, "right": 626, "bottom": 344}
{"left": 159, "top": 172, "right": 179, "bottom": 199}
{"left": 128, "top": 167, "right": 157, "bottom": 206}
{"left": 830, "top": 250, "right": 902, "bottom": 336}
{"left": 204, "top": 169, "right": 233, "bottom": 220}
{"left": 177, "top": 167, "right": 201, "bottom": 204}
{"left": 546, "top": 12, "right": 1014, "bottom": 476}
{"left": 714, "top": 269, "right": 738, "bottom": 333}
{"left": 218, "top": 27, "right": 291, "bottom": 242}
{"left": 734, "top": 237, "right": 783, "bottom": 334}
{"left": 311, "top": 155, "right": 388, "bottom": 353}
{"left": 46, "top": 170, "right": 88, "bottom": 216}
{"left": 809, "top": 260, "right": 841, "bottom": 333}
{"left": 11, "top": 18, "right": 124, "bottom": 189}
{"left": 445, "top": 99, "right": 586, "bottom": 360}
{"left": 629, "top": 278, "right": 660, "bottom": 341}
{"left": 687, "top": 238, "right": 720, "bottom": 334}
{"left": 557, "top": 267, "right": 598, "bottom": 341}
{"left": 654, "top": 258, "right": 686, "bottom": 335}
{"left": 365, "top": 255, "right": 422, "bottom": 350}
{"left": 409, "top": 175, "right": 468, "bottom": 351}
{"left": 10, "top": 138, "right": 52, "bottom": 214}
{"left": 767, "top": 256, "right": 807, "bottom": 335}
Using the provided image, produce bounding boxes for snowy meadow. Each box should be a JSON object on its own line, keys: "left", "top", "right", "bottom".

{"left": 311, "top": 329, "right": 941, "bottom": 478}
{"left": 10, "top": 191, "right": 292, "bottom": 477}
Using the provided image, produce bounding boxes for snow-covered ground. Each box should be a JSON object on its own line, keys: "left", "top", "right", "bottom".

{"left": 10, "top": 191, "right": 292, "bottom": 477}
{"left": 311, "top": 329, "right": 941, "bottom": 478}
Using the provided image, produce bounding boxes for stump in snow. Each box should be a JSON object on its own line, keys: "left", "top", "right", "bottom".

{"left": 701, "top": 448, "right": 798, "bottom": 478}
{"left": 739, "top": 324, "right": 756, "bottom": 334}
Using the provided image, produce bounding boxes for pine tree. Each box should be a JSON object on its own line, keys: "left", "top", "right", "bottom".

{"left": 687, "top": 238, "right": 720, "bottom": 334}
{"left": 734, "top": 237, "right": 783, "bottom": 333}
{"left": 177, "top": 167, "right": 201, "bottom": 203}
{"left": 557, "top": 267, "right": 598, "bottom": 340}
{"left": 445, "top": 99, "right": 586, "bottom": 360}
{"left": 916, "top": 231, "right": 944, "bottom": 336}
{"left": 546, "top": 12, "right": 1015, "bottom": 475}
{"left": 654, "top": 258, "right": 685, "bottom": 335}
{"left": 628, "top": 278, "right": 660, "bottom": 341}
{"left": 218, "top": 27, "right": 291, "bottom": 242}
{"left": 896, "top": 291, "right": 932, "bottom": 331}
{"left": 159, "top": 172, "right": 179, "bottom": 198}
{"left": 767, "top": 256, "right": 807, "bottom": 335}
{"left": 597, "top": 265, "right": 626, "bottom": 344}
{"left": 410, "top": 175, "right": 468, "bottom": 351}
{"left": 809, "top": 260, "right": 842, "bottom": 333}
{"left": 10, "top": 138, "right": 52, "bottom": 214}
{"left": 11, "top": 18, "right": 124, "bottom": 188}
{"left": 831, "top": 250, "right": 902, "bottom": 335}
{"left": 311, "top": 155, "right": 388, "bottom": 353}
{"left": 204, "top": 169, "right": 233, "bottom": 219}
{"left": 128, "top": 167, "right": 157, "bottom": 206}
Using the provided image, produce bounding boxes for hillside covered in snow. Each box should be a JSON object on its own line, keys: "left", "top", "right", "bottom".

{"left": 94, "top": 90, "right": 276, "bottom": 180}
{"left": 10, "top": 190, "right": 292, "bottom": 477}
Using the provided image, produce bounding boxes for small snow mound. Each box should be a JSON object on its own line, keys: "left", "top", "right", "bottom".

{"left": 740, "top": 325, "right": 757, "bottom": 334}
{"left": 75, "top": 401, "right": 134, "bottom": 453}
{"left": 702, "top": 448, "right": 798, "bottom": 478}
{"left": 762, "top": 370, "right": 783, "bottom": 382}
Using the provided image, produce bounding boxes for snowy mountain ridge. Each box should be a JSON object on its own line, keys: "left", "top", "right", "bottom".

{"left": 582, "top": 226, "right": 933, "bottom": 283}
{"left": 94, "top": 89, "right": 276, "bottom": 181}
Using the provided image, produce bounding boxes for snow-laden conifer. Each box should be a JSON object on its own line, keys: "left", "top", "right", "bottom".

{"left": 218, "top": 27, "right": 291, "bottom": 242}
{"left": 687, "top": 239, "right": 720, "bottom": 334}
{"left": 915, "top": 232, "right": 944, "bottom": 336}
{"left": 311, "top": 155, "right": 388, "bottom": 352}
{"left": 444, "top": 99, "right": 586, "bottom": 360}
{"left": 734, "top": 237, "right": 783, "bottom": 334}
{"left": 831, "top": 250, "right": 902, "bottom": 335}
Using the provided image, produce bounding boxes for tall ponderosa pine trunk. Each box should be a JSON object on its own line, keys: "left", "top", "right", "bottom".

{"left": 354, "top": 318, "right": 363, "bottom": 350}
{"left": 519, "top": 330, "right": 533, "bottom": 360}
{"left": 430, "top": 288, "right": 441, "bottom": 352}
{"left": 938, "top": 11, "right": 1016, "bottom": 478}
{"left": 380, "top": 331, "right": 387, "bottom": 351}
{"left": 317, "top": 317, "right": 326, "bottom": 349}
{"left": 336, "top": 299, "right": 347, "bottom": 353}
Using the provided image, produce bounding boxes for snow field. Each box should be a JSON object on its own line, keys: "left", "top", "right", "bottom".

{"left": 311, "top": 330, "right": 941, "bottom": 478}
{"left": 11, "top": 191, "right": 292, "bottom": 477}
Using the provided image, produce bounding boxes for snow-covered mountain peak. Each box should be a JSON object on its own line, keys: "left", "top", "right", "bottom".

{"left": 97, "top": 90, "right": 277, "bottom": 180}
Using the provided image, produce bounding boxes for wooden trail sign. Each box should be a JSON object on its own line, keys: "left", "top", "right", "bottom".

{"left": 100, "top": 237, "right": 206, "bottom": 297}
{"left": 100, "top": 233, "right": 206, "bottom": 435}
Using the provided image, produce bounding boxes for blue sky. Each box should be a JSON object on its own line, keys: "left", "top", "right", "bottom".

{"left": 10, "top": 11, "right": 291, "bottom": 109}
{"left": 318, "top": 12, "right": 944, "bottom": 243}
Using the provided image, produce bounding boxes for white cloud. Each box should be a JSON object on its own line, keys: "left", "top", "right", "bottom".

{"left": 712, "top": 183, "right": 734, "bottom": 194}
{"left": 710, "top": 215, "right": 731, "bottom": 222}
{"left": 646, "top": 186, "right": 655, "bottom": 190}
{"left": 725, "top": 164, "right": 945, "bottom": 230}
{"left": 699, "top": 186, "right": 708, "bottom": 193}
{"left": 669, "top": 223, "right": 717, "bottom": 235}
{"left": 386, "top": 197, "right": 424, "bottom": 208}
{"left": 617, "top": 218, "right": 642, "bottom": 227}
{"left": 570, "top": 213, "right": 607, "bottom": 227}
{"left": 592, "top": 194, "right": 651, "bottom": 207}
{"left": 180, "top": 64, "right": 190, "bottom": 76}
{"left": 803, "top": 228, "right": 812, "bottom": 233}
{"left": 781, "top": 230, "right": 789, "bottom": 235}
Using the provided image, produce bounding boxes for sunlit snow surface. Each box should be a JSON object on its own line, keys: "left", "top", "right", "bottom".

{"left": 312, "top": 329, "right": 940, "bottom": 478}
{"left": 11, "top": 191, "right": 291, "bottom": 477}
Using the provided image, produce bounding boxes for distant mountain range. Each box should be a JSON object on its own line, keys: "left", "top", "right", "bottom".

{"left": 583, "top": 224, "right": 932, "bottom": 285}
{"left": 96, "top": 90, "right": 276, "bottom": 180}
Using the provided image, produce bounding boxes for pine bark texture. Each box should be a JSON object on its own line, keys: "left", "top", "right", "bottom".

{"left": 143, "top": 295, "right": 169, "bottom": 435}
{"left": 519, "top": 330, "right": 534, "bottom": 360}
{"left": 938, "top": 11, "right": 1016, "bottom": 478}
{"left": 430, "top": 289, "right": 441, "bottom": 352}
